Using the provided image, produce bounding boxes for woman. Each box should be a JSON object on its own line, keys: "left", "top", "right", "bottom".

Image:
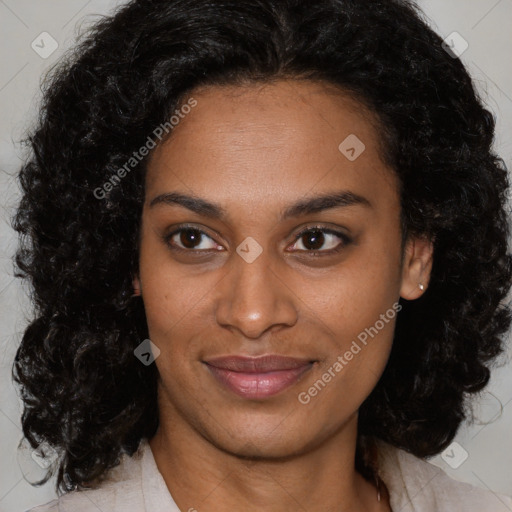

{"left": 13, "top": 0, "right": 512, "bottom": 510}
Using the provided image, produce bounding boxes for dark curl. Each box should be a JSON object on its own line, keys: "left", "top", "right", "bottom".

{"left": 12, "top": 0, "right": 512, "bottom": 494}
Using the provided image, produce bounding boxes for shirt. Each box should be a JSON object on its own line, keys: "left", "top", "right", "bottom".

{"left": 26, "top": 437, "right": 512, "bottom": 512}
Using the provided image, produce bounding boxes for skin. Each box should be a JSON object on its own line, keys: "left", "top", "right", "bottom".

{"left": 133, "top": 79, "right": 433, "bottom": 512}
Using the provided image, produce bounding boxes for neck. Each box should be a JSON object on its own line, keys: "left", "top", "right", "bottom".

{"left": 149, "top": 402, "right": 390, "bottom": 512}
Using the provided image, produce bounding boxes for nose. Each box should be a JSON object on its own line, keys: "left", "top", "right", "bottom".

{"left": 214, "top": 246, "right": 298, "bottom": 339}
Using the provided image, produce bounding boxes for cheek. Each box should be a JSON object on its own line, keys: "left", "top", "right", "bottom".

{"left": 138, "top": 232, "right": 216, "bottom": 333}
{"left": 307, "top": 249, "right": 401, "bottom": 338}
{"left": 137, "top": 243, "right": 227, "bottom": 388}
{"left": 299, "top": 278, "right": 398, "bottom": 420}
{"left": 141, "top": 277, "right": 215, "bottom": 373}
{"left": 300, "top": 239, "right": 401, "bottom": 388}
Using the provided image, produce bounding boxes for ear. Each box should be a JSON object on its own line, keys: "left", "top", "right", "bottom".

{"left": 400, "top": 235, "right": 434, "bottom": 300}
{"left": 132, "top": 274, "right": 142, "bottom": 297}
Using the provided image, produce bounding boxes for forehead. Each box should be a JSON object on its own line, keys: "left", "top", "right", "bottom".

{"left": 145, "top": 79, "right": 398, "bottom": 216}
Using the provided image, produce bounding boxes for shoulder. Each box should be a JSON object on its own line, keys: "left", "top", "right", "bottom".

{"left": 25, "top": 443, "right": 146, "bottom": 512}
{"left": 376, "top": 439, "right": 512, "bottom": 512}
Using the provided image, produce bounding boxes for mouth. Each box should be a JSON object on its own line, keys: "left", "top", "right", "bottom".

{"left": 203, "top": 355, "right": 316, "bottom": 400}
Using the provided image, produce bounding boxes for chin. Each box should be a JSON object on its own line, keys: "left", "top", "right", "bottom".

{"left": 214, "top": 434, "right": 310, "bottom": 461}
{"left": 201, "top": 412, "right": 322, "bottom": 460}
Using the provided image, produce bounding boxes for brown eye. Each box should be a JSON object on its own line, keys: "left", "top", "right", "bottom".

{"left": 165, "top": 227, "right": 220, "bottom": 252}
{"left": 178, "top": 228, "right": 203, "bottom": 249}
{"left": 289, "top": 227, "right": 351, "bottom": 254}
{"left": 300, "top": 229, "right": 325, "bottom": 251}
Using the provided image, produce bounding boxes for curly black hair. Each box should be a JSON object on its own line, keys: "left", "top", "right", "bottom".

{"left": 12, "top": 0, "right": 512, "bottom": 495}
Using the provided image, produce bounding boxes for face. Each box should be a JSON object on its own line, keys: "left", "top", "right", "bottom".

{"left": 134, "top": 79, "right": 432, "bottom": 458}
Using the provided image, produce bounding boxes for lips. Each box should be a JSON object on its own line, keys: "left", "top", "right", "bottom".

{"left": 203, "top": 355, "right": 315, "bottom": 399}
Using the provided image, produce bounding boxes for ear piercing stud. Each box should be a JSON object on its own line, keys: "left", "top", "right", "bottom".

{"left": 418, "top": 283, "right": 425, "bottom": 291}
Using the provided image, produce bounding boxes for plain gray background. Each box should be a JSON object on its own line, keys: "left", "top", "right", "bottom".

{"left": 1, "top": 1, "right": 511, "bottom": 511}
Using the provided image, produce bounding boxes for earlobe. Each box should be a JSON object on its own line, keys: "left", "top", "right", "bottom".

{"left": 400, "top": 236, "right": 434, "bottom": 300}
{"left": 132, "top": 275, "right": 142, "bottom": 297}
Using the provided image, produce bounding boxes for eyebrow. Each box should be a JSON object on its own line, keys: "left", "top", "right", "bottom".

{"left": 149, "top": 190, "right": 372, "bottom": 220}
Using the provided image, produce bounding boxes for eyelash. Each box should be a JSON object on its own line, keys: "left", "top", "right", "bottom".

{"left": 164, "top": 224, "right": 352, "bottom": 257}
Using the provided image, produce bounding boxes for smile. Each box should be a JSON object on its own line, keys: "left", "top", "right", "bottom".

{"left": 203, "top": 355, "right": 315, "bottom": 399}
